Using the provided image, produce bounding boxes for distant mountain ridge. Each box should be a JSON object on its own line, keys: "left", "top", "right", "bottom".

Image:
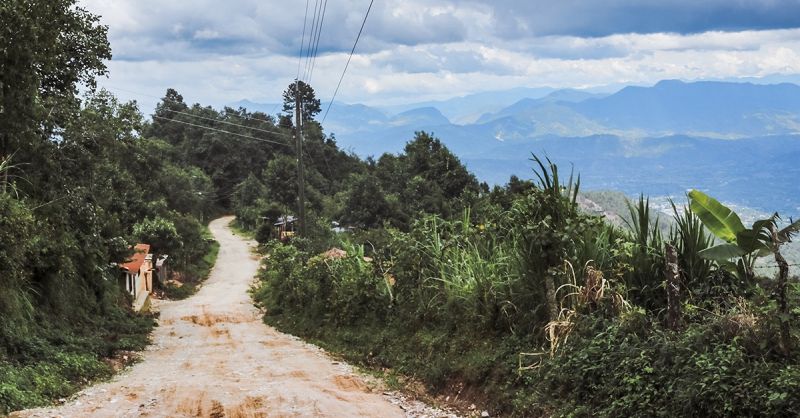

{"left": 234, "top": 80, "right": 800, "bottom": 153}
{"left": 231, "top": 80, "right": 800, "bottom": 214}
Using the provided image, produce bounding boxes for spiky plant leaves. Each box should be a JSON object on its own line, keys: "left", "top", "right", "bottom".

{"left": 778, "top": 218, "right": 800, "bottom": 243}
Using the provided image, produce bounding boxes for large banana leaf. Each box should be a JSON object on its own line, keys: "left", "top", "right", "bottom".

{"left": 688, "top": 190, "right": 746, "bottom": 243}
{"left": 698, "top": 243, "right": 747, "bottom": 261}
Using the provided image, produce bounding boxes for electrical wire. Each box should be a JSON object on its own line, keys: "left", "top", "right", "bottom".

{"left": 296, "top": 0, "right": 311, "bottom": 81}
{"left": 303, "top": 0, "right": 322, "bottom": 82}
{"left": 161, "top": 108, "right": 293, "bottom": 139}
{"left": 152, "top": 115, "right": 293, "bottom": 148}
{"left": 307, "top": 0, "right": 329, "bottom": 83}
{"left": 322, "top": 0, "right": 374, "bottom": 123}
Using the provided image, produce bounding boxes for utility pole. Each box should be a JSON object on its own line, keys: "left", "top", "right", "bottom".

{"left": 294, "top": 81, "right": 307, "bottom": 237}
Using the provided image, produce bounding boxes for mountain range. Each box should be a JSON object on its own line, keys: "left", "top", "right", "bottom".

{"left": 232, "top": 80, "right": 800, "bottom": 215}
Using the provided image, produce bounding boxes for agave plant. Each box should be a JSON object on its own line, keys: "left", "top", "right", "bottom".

{"left": 622, "top": 195, "right": 666, "bottom": 310}
{"left": 669, "top": 199, "right": 714, "bottom": 287}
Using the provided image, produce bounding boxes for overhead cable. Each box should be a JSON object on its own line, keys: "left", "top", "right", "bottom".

{"left": 322, "top": 0, "right": 374, "bottom": 123}
{"left": 152, "top": 115, "right": 293, "bottom": 148}
{"left": 307, "top": 0, "right": 329, "bottom": 83}
{"left": 161, "top": 108, "right": 293, "bottom": 138}
{"left": 296, "top": 0, "right": 312, "bottom": 81}
{"left": 303, "top": 0, "right": 322, "bottom": 82}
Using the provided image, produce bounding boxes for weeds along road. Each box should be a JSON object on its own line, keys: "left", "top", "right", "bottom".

{"left": 14, "top": 217, "right": 412, "bottom": 418}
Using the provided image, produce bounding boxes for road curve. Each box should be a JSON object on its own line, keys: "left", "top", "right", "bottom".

{"left": 14, "top": 216, "right": 407, "bottom": 418}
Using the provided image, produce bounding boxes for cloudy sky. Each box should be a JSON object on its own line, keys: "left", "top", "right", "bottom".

{"left": 80, "top": 0, "right": 800, "bottom": 112}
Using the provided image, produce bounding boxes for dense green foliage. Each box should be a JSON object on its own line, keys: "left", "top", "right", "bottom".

{"left": 0, "top": 1, "right": 220, "bottom": 412}
{"left": 252, "top": 155, "right": 800, "bottom": 416}
{"left": 5, "top": 2, "right": 800, "bottom": 416}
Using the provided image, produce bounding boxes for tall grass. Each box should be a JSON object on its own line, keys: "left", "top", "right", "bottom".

{"left": 411, "top": 211, "right": 520, "bottom": 330}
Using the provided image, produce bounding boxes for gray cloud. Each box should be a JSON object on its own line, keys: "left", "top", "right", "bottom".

{"left": 84, "top": 0, "right": 800, "bottom": 62}
{"left": 79, "top": 0, "right": 800, "bottom": 111}
{"left": 483, "top": 0, "right": 800, "bottom": 38}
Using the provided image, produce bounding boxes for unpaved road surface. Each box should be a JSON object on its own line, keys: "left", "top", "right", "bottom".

{"left": 15, "top": 217, "right": 445, "bottom": 418}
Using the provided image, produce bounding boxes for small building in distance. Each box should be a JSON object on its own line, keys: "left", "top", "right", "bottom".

{"left": 274, "top": 215, "right": 297, "bottom": 242}
{"left": 119, "top": 243, "right": 153, "bottom": 312}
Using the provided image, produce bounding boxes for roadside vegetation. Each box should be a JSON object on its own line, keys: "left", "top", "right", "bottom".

{"left": 162, "top": 229, "right": 220, "bottom": 300}
{"left": 5, "top": 1, "right": 800, "bottom": 416}
{"left": 246, "top": 152, "right": 800, "bottom": 416}
{"left": 3, "top": 2, "right": 223, "bottom": 413}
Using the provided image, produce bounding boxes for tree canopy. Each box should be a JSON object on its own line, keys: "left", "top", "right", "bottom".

{"left": 282, "top": 80, "right": 321, "bottom": 123}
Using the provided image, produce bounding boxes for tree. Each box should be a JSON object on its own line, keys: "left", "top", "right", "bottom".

{"left": 282, "top": 80, "right": 321, "bottom": 123}
{"left": 0, "top": 0, "right": 110, "bottom": 160}
{"left": 341, "top": 174, "right": 394, "bottom": 229}
{"left": 402, "top": 131, "right": 480, "bottom": 200}
{"left": 263, "top": 155, "right": 298, "bottom": 210}
{"left": 148, "top": 88, "right": 190, "bottom": 142}
{"left": 133, "top": 217, "right": 183, "bottom": 261}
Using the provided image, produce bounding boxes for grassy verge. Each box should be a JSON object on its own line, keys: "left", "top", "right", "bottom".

{"left": 263, "top": 313, "right": 525, "bottom": 412}
{"left": 230, "top": 219, "right": 256, "bottom": 240}
{"left": 253, "top": 234, "right": 800, "bottom": 417}
{"left": 0, "top": 307, "right": 155, "bottom": 414}
{"left": 163, "top": 226, "right": 220, "bottom": 300}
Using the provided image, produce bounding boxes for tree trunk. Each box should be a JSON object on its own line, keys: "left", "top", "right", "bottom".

{"left": 665, "top": 243, "right": 682, "bottom": 331}
{"left": 545, "top": 267, "right": 559, "bottom": 322}
{"left": 769, "top": 224, "right": 792, "bottom": 356}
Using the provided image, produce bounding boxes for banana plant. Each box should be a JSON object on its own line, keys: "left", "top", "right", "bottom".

{"left": 687, "top": 190, "right": 800, "bottom": 281}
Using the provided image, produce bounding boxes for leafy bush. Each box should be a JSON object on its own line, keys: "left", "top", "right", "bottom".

{"left": 525, "top": 308, "right": 800, "bottom": 417}
{"left": 250, "top": 155, "right": 800, "bottom": 417}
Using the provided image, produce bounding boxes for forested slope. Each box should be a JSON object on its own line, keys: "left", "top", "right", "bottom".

{"left": 4, "top": 1, "right": 800, "bottom": 417}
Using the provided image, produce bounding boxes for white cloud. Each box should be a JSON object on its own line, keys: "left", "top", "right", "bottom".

{"left": 78, "top": 1, "right": 800, "bottom": 112}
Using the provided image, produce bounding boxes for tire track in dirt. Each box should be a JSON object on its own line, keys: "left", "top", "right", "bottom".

{"left": 13, "top": 217, "right": 416, "bottom": 418}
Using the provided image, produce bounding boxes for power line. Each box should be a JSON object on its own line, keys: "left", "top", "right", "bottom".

{"left": 161, "top": 108, "right": 293, "bottom": 139}
{"left": 322, "top": 0, "right": 374, "bottom": 123}
{"left": 296, "top": 0, "right": 311, "bottom": 81}
{"left": 104, "top": 85, "right": 282, "bottom": 123}
{"left": 307, "top": 0, "right": 329, "bottom": 83}
{"left": 152, "top": 115, "right": 292, "bottom": 148}
{"left": 303, "top": 0, "right": 322, "bottom": 82}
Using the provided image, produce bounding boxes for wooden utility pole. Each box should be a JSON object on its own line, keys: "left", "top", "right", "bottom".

{"left": 665, "top": 244, "right": 681, "bottom": 331}
{"left": 294, "top": 82, "right": 307, "bottom": 236}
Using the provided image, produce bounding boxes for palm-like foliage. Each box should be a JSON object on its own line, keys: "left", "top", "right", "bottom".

{"left": 688, "top": 190, "right": 800, "bottom": 280}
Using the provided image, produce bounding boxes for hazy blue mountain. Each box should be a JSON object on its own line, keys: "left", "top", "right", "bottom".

{"left": 232, "top": 80, "right": 800, "bottom": 214}
{"left": 543, "top": 89, "right": 603, "bottom": 103}
{"left": 389, "top": 107, "right": 450, "bottom": 127}
{"left": 229, "top": 99, "right": 281, "bottom": 114}
{"left": 461, "top": 134, "right": 800, "bottom": 215}
{"left": 571, "top": 80, "right": 800, "bottom": 136}
{"left": 321, "top": 103, "right": 389, "bottom": 136}
{"left": 379, "top": 87, "right": 558, "bottom": 124}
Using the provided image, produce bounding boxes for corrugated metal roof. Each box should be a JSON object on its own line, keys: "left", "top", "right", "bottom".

{"left": 120, "top": 244, "right": 150, "bottom": 273}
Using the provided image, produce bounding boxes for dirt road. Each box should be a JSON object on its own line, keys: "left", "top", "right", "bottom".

{"left": 15, "top": 217, "right": 428, "bottom": 418}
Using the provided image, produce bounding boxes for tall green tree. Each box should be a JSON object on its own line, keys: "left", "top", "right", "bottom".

{"left": 0, "top": 0, "right": 110, "bottom": 165}
{"left": 282, "top": 80, "right": 321, "bottom": 122}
